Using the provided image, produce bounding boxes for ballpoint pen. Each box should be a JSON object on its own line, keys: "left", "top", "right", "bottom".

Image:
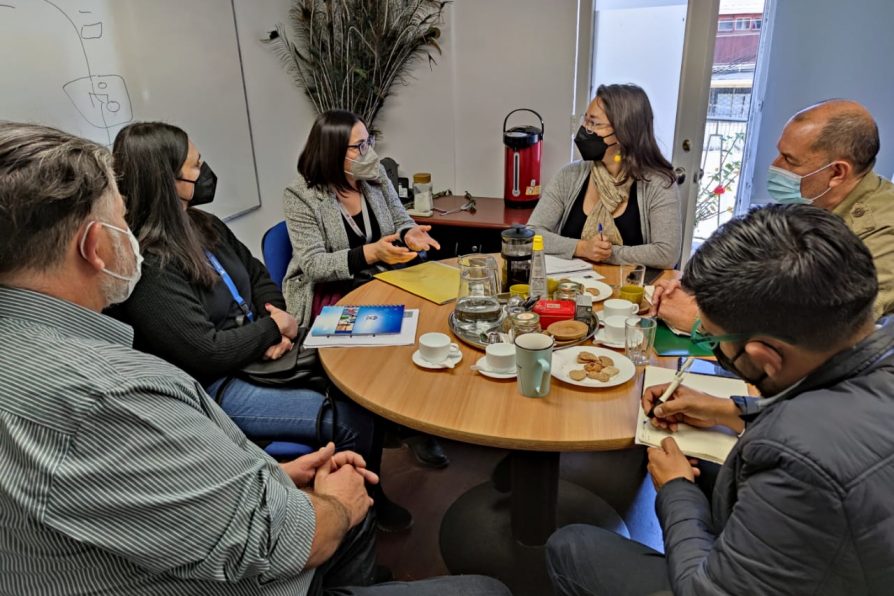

{"left": 647, "top": 356, "right": 694, "bottom": 418}
{"left": 598, "top": 223, "right": 604, "bottom": 242}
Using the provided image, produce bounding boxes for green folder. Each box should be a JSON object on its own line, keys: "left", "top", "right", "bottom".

{"left": 653, "top": 321, "right": 713, "bottom": 357}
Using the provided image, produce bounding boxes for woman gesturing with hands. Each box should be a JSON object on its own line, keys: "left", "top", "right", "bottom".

{"left": 282, "top": 110, "right": 440, "bottom": 326}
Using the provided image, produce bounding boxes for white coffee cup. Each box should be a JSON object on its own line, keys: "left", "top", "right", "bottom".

{"left": 604, "top": 315, "right": 630, "bottom": 342}
{"left": 485, "top": 342, "right": 516, "bottom": 372}
{"left": 419, "top": 332, "right": 460, "bottom": 364}
{"left": 603, "top": 298, "right": 638, "bottom": 319}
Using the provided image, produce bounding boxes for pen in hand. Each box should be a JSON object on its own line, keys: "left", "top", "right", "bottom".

{"left": 598, "top": 223, "right": 604, "bottom": 242}
{"left": 647, "top": 357, "right": 694, "bottom": 419}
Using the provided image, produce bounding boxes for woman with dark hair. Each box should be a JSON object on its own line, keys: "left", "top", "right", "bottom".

{"left": 282, "top": 109, "right": 440, "bottom": 325}
{"left": 528, "top": 83, "right": 682, "bottom": 269}
{"left": 283, "top": 109, "right": 449, "bottom": 469}
{"left": 111, "top": 121, "right": 411, "bottom": 532}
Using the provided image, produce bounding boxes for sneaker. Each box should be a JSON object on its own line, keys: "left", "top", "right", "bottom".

{"left": 404, "top": 435, "right": 450, "bottom": 469}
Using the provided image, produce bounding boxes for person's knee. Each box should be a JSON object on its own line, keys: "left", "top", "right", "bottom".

{"left": 547, "top": 524, "right": 609, "bottom": 575}
{"left": 447, "top": 575, "right": 511, "bottom": 595}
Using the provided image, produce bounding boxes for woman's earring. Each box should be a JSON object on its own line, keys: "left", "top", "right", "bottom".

{"left": 613, "top": 153, "right": 623, "bottom": 163}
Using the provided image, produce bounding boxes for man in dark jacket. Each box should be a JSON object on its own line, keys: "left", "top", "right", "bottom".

{"left": 547, "top": 204, "right": 894, "bottom": 595}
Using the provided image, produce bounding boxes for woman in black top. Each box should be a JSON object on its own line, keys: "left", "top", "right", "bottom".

{"left": 111, "top": 122, "right": 410, "bottom": 530}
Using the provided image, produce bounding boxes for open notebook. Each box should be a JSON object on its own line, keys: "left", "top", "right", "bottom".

{"left": 636, "top": 366, "right": 749, "bottom": 465}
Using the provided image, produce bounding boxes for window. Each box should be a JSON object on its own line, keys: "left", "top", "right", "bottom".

{"left": 752, "top": 18, "right": 762, "bottom": 30}
{"left": 718, "top": 19, "right": 734, "bottom": 32}
{"left": 735, "top": 17, "right": 750, "bottom": 30}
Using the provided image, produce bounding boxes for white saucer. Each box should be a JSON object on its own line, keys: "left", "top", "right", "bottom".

{"left": 473, "top": 356, "right": 517, "bottom": 379}
{"left": 406, "top": 208, "right": 434, "bottom": 218}
{"left": 412, "top": 349, "right": 463, "bottom": 370}
{"left": 593, "top": 328, "right": 626, "bottom": 349}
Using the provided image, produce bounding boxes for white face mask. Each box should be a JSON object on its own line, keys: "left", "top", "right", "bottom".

{"left": 345, "top": 147, "right": 381, "bottom": 181}
{"left": 79, "top": 221, "right": 144, "bottom": 304}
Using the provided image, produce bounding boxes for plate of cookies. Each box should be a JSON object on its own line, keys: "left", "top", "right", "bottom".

{"left": 551, "top": 346, "right": 636, "bottom": 388}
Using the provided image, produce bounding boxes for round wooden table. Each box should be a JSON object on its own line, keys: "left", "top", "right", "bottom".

{"left": 320, "top": 263, "right": 677, "bottom": 596}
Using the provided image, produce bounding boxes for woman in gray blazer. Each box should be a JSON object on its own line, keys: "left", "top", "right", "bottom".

{"left": 282, "top": 110, "right": 439, "bottom": 327}
{"left": 283, "top": 110, "right": 448, "bottom": 470}
{"left": 528, "top": 84, "right": 682, "bottom": 269}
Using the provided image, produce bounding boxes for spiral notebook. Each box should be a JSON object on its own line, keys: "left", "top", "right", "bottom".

{"left": 636, "top": 366, "right": 749, "bottom": 465}
{"left": 311, "top": 305, "right": 405, "bottom": 337}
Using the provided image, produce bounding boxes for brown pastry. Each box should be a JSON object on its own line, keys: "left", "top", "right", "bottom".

{"left": 577, "top": 351, "right": 598, "bottom": 363}
{"left": 602, "top": 366, "right": 620, "bottom": 378}
{"left": 597, "top": 355, "right": 615, "bottom": 367}
{"left": 569, "top": 369, "right": 588, "bottom": 381}
{"left": 548, "top": 320, "right": 589, "bottom": 342}
{"left": 584, "top": 361, "right": 604, "bottom": 372}
{"left": 592, "top": 371, "right": 611, "bottom": 382}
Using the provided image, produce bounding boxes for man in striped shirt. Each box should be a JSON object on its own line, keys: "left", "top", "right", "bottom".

{"left": 0, "top": 122, "right": 508, "bottom": 596}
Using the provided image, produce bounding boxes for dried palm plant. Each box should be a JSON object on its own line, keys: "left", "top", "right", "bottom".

{"left": 266, "top": 0, "right": 449, "bottom": 131}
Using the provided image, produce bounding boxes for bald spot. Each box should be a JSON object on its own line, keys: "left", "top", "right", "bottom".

{"left": 790, "top": 100, "right": 879, "bottom": 174}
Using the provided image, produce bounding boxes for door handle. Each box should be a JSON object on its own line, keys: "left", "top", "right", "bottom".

{"left": 674, "top": 167, "right": 686, "bottom": 186}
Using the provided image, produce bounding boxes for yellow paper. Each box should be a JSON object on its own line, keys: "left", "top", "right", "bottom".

{"left": 374, "top": 261, "right": 459, "bottom": 305}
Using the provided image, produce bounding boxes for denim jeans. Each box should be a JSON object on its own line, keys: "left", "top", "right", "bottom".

{"left": 547, "top": 525, "right": 672, "bottom": 596}
{"left": 205, "top": 377, "right": 380, "bottom": 470}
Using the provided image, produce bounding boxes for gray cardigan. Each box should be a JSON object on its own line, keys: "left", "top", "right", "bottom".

{"left": 527, "top": 160, "right": 682, "bottom": 269}
{"left": 656, "top": 317, "right": 894, "bottom": 594}
{"left": 281, "top": 165, "right": 415, "bottom": 325}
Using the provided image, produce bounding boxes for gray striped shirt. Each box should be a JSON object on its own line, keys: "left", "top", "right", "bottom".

{"left": 0, "top": 287, "right": 316, "bottom": 595}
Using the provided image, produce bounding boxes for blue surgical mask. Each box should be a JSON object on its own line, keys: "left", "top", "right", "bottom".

{"left": 767, "top": 162, "right": 834, "bottom": 205}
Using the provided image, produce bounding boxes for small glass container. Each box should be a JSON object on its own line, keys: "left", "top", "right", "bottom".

{"left": 554, "top": 281, "right": 583, "bottom": 301}
{"left": 413, "top": 172, "right": 433, "bottom": 213}
{"left": 511, "top": 311, "right": 541, "bottom": 336}
{"left": 575, "top": 294, "right": 594, "bottom": 324}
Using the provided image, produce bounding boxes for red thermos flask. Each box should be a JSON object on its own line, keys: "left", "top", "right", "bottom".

{"left": 503, "top": 108, "right": 544, "bottom": 208}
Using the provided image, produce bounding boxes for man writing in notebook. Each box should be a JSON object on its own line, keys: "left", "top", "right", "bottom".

{"left": 652, "top": 99, "right": 894, "bottom": 326}
{"left": 546, "top": 204, "right": 894, "bottom": 595}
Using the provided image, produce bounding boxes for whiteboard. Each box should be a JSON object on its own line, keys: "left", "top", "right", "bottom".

{"left": 0, "top": 0, "right": 261, "bottom": 220}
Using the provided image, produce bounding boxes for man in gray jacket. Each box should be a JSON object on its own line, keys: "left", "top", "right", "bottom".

{"left": 547, "top": 204, "right": 894, "bottom": 595}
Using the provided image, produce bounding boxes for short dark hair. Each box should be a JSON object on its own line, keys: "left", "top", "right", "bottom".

{"left": 113, "top": 122, "right": 217, "bottom": 286}
{"left": 0, "top": 122, "right": 114, "bottom": 279}
{"left": 682, "top": 204, "right": 877, "bottom": 347}
{"left": 812, "top": 113, "right": 879, "bottom": 175}
{"left": 596, "top": 84, "right": 675, "bottom": 186}
{"left": 297, "top": 110, "right": 363, "bottom": 192}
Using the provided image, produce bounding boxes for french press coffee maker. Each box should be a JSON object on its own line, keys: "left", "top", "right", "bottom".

{"left": 500, "top": 224, "right": 534, "bottom": 292}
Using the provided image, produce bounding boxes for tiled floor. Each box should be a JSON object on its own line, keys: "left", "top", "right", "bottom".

{"left": 375, "top": 439, "right": 663, "bottom": 582}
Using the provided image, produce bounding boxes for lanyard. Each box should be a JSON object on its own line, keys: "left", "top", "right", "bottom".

{"left": 336, "top": 194, "right": 373, "bottom": 243}
{"left": 205, "top": 250, "right": 254, "bottom": 322}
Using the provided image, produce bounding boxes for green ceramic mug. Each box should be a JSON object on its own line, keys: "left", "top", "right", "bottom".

{"left": 514, "top": 332, "right": 554, "bottom": 398}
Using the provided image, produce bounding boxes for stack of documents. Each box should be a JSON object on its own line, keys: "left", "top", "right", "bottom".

{"left": 303, "top": 309, "right": 419, "bottom": 348}
{"left": 544, "top": 255, "right": 595, "bottom": 276}
{"left": 635, "top": 366, "right": 749, "bottom": 464}
{"left": 374, "top": 261, "right": 459, "bottom": 304}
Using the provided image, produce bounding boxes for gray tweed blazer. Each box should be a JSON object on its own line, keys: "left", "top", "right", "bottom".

{"left": 281, "top": 165, "right": 415, "bottom": 325}
{"left": 527, "top": 160, "right": 683, "bottom": 269}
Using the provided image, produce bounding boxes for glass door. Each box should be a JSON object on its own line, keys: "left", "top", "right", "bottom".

{"left": 576, "top": 0, "right": 770, "bottom": 262}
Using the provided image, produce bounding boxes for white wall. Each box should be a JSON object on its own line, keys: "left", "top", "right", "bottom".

{"left": 227, "top": 0, "right": 579, "bottom": 253}
{"left": 744, "top": 0, "right": 894, "bottom": 206}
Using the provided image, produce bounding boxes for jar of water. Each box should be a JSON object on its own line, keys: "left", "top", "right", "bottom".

{"left": 454, "top": 254, "right": 503, "bottom": 334}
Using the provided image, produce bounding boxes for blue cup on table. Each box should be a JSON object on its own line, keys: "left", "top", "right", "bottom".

{"left": 514, "top": 332, "right": 554, "bottom": 398}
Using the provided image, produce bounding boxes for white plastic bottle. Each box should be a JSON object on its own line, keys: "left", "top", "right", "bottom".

{"left": 528, "top": 234, "right": 548, "bottom": 301}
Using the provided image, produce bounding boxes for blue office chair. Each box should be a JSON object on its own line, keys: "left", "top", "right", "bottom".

{"left": 258, "top": 220, "right": 314, "bottom": 461}
{"left": 262, "top": 220, "right": 292, "bottom": 289}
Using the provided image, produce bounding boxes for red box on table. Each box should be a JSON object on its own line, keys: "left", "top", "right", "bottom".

{"left": 532, "top": 300, "right": 576, "bottom": 329}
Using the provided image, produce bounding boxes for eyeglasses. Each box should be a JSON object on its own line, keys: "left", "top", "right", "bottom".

{"left": 689, "top": 318, "right": 753, "bottom": 350}
{"left": 347, "top": 136, "right": 376, "bottom": 156}
{"left": 578, "top": 115, "right": 607, "bottom": 135}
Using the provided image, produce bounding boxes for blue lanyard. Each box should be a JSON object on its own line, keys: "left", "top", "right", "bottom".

{"left": 205, "top": 250, "right": 254, "bottom": 322}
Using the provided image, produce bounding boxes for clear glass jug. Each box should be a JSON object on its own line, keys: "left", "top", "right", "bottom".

{"left": 454, "top": 254, "right": 503, "bottom": 333}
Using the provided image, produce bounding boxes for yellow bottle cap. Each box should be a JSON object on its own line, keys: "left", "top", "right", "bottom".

{"left": 532, "top": 234, "right": 544, "bottom": 251}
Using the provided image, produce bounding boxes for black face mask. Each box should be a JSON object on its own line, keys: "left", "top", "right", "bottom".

{"left": 712, "top": 344, "right": 768, "bottom": 391}
{"left": 178, "top": 162, "right": 218, "bottom": 206}
{"left": 574, "top": 126, "right": 616, "bottom": 162}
